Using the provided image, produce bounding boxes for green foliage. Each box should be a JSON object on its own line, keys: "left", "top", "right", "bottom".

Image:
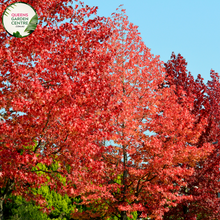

{"left": 36, "top": 185, "right": 76, "bottom": 219}
{"left": 4, "top": 195, "right": 48, "bottom": 220}
{"left": 24, "top": 13, "right": 38, "bottom": 34}
{"left": 107, "top": 211, "right": 138, "bottom": 220}
{"left": 4, "top": 150, "right": 78, "bottom": 220}
{"left": 4, "top": 186, "right": 81, "bottom": 220}
{"left": 12, "top": 31, "right": 23, "bottom": 38}
{"left": 3, "top": 3, "right": 17, "bottom": 17}
{"left": 114, "top": 174, "right": 122, "bottom": 185}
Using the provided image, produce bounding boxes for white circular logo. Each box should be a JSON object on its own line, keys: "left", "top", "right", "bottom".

{"left": 2, "top": 2, "right": 38, "bottom": 38}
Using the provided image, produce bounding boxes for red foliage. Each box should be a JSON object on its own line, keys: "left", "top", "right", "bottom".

{"left": 0, "top": 0, "right": 115, "bottom": 215}
{"left": 0, "top": 1, "right": 219, "bottom": 219}
{"left": 163, "top": 53, "right": 220, "bottom": 220}
{"left": 71, "top": 12, "right": 214, "bottom": 220}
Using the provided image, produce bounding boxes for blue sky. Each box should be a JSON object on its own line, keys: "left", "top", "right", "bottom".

{"left": 83, "top": 0, "right": 220, "bottom": 84}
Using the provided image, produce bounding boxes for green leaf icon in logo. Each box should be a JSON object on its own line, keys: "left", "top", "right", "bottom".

{"left": 13, "top": 31, "right": 23, "bottom": 38}
{"left": 24, "top": 13, "right": 38, "bottom": 34}
{"left": 4, "top": 3, "right": 16, "bottom": 17}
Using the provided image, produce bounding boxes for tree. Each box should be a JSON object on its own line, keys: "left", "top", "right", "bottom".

{"left": 69, "top": 9, "right": 214, "bottom": 220}
{"left": 162, "top": 53, "right": 220, "bottom": 220}
{"left": 1, "top": 1, "right": 217, "bottom": 219}
{"left": 3, "top": 186, "right": 79, "bottom": 220}
{"left": 3, "top": 194, "right": 48, "bottom": 220}
{"left": 0, "top": 0, "right": 116, "bottom": 219}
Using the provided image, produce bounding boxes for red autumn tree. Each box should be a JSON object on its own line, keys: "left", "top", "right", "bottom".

{"left": 0, "top": 0, "right": 116, "bottom": 219}
{"left": 162, "top": 53, "right": 220, "bottom": 220}
{"left": 1, "top": 1, "right": 218, "bottom": 219}
{"left": 69, "top": 10, "right": 214, "bottom": 220}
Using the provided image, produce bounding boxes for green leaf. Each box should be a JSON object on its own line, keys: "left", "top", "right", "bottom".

{"left": 13, "top": 31, "right": 23, "bottom": 38}
{"left": 4, "top": 3, "right": 16, "bottom": 17}
{"left": 24, "top": 13, "right": 38, "bottom": 34}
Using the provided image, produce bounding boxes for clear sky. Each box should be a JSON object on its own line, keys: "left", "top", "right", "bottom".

{"left": 83, "top": 0, "right": 220, "bottom": 84}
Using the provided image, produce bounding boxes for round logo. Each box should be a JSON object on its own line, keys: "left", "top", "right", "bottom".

{"left": 2, "top": 2, "right": 38, "bottom": 38}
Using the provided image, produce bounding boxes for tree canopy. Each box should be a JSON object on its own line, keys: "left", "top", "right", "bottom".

{"left": 0, "top": 1, "right": 219, "bottom": 220}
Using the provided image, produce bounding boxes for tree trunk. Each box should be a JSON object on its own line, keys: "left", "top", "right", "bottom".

{"left": 0, "top": 179, "right": 14, "bottom": 220}
{"left": 137, "top": 211, "right": 142, "bottom": 220}
{"left": 121, "top": 211, "right": 127, "bottom": 220}
{"left": 121, "top": 142, "right": 128, "bottom": 220}
{"left": 0, "top": 198, "right": 4, "bottom": 220}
